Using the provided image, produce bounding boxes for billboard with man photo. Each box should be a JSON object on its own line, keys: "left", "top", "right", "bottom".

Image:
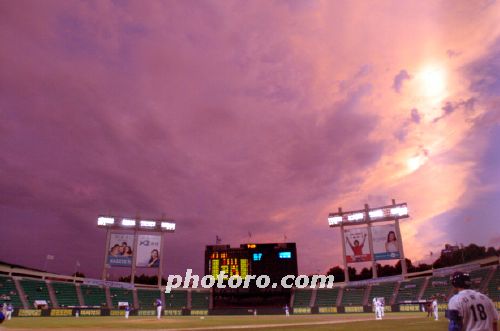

{"left": 372, "top": 224, "right": 401, "bottom": 260}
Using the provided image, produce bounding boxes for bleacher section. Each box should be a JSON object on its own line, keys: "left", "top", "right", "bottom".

{"left": 421, "top": 276, "right": 450, "bottom": 301}
{"left": 396, "top": 277, "right": 425, "bottom": 302}
{"left": 191, "top": 290, "right": 210, "bottom": 309}
{"left": 369, "top": 281, "right": 397, "bottom": 304}
{"left": 137, "top": 289, "right": 161, "bottom": 309}
{"left": 20, "top": 278, "right": 52, "bottom": 307}
{"left": 486, "top": 266, "right": 500, "bottom": 302}
{"left": 341, "top": 287, "right": 365, "bottom": 306}
{"left": 0, "top": 275, "right": 23, "bottom": 308}
{"left": 315, "top": 287, "right": 340, "bottom": 307}
{"left": 165, "top": 290, "right": 188, "bottom": 309}
{"left": 52, "top": 282, "right": 79, "bottom": 307}
{"left": 109, "top": 287, "right": 134, "bottom": 308}
{"left": 293, "top": 289, "right": 312, "bottom": 307}
{"left": 469, "top": 268, "right": 491, "bottom": 292}
{"left": 80, "top": 284, "right": 107, "bottom": 307}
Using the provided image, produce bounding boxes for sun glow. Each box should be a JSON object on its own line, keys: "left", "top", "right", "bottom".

{"left": 417, "top": 65, "right": 447, "bottom": 99}
{"left": 407, "top": 154, "right": 428, "bottom": 173}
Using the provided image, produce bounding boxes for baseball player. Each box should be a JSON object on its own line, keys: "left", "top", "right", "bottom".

{"left": 432, "top": 297, "right": 439, "bottom": 321}
{"left": 155, "top": 298, "right": 162, "bottom": 320}
{"left": 446, "top": 271, "right": 498, "bottom": 331}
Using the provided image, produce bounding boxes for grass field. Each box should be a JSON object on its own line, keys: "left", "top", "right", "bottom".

{"left": 0, "top": 312, "right": 449, "bottom": 330}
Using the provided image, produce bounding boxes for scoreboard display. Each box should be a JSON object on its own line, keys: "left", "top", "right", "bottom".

{"left": 204, "top": 243, "right": 297, "bottom": 283}
{"left": 207, "top": 249, "right": 249, "bottom": 279}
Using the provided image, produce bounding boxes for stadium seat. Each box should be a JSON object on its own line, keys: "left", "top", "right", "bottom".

{"left": 191, "top": 290, "right": 210, "bottom": 309}
{"left": 80, "top": 284, "right": 107, "bottom": 307}
{"left": 20, "top": 278, "right": 52, "bottom": 308}
{"left": 315, "top": 287, "right": 340, "bottom": 307}
{"left": 486, "top": 266, "right": 500, "bottom": 302}
{"left": 341, "top": 287, "right": 366, "bottom": 306}
{"left": 109, "top": 287, "right": 134, "bottom": 308}
{"left": 369, "top": 281, "right": 397, "bottom": 305}
{"left": 293, "top": 289, "right": 313, "bottom": 307}
{"left": 137, "top": 288, "right": 161, "bottom": 309}
{"left": 0, "top": 275, "right": 23, "bottom": 308}
{"left": 421, "top": 276, "right": 450, "bottom": 301}
{"left": 165, "top": 290, "right": 188, "bottom": 309}
{"left": 396, "top": 278, "right": 425, "bottom": 302}
{"left": 51, "top": 281, "right": 80, "bottom": 307}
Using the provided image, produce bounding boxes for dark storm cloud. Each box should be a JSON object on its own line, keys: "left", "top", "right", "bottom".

{"left": 392, "top": 69, "right": 411, "bottom": 93}
{"left": 0, "top": 1, "right": 386, "bottom": 276}
{"left": 411, "top": 108, "right": 421, "bottom": 124}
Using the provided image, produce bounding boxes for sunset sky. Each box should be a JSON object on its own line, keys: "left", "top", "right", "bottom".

{"left": 1, "top": 0, "right": 499, "bottom": 278}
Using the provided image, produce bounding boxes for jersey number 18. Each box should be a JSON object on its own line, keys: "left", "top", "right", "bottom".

{"left": 470, "top": 304, "right": 487, "bottom": 322}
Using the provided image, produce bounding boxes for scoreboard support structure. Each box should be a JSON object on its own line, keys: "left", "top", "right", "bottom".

{"left": 328, "top": 199, "right": 409, "bottom": 281}
{"left": 97, "top": 215, "right": 175, "bottom": 288}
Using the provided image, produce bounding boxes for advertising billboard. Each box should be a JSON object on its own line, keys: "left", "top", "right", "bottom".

{"left": 372, "top": 224, "right": 401, "bottom": 260}
{"left": 136, "top": 234, "right": 161, "bottom": 268}
{"left": 344, "top": 227, "right": 371, "bottom": 263}
{"left": 108, "top": 233, "right": 134, "bottom": 267}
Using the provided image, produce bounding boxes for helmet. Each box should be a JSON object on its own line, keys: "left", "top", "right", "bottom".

{"left": 450, "top": 271, "right": 471, "bottom": 289}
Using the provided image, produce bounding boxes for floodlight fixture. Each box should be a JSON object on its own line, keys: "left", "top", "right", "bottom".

{"left": 140, "top": 220, "right": 156, "bottom": 228}
{"left": 121, "top": 218, "right": 136, "bottom": 226}
{"left": 347, "top": 212, "right": 364, "bottom": 221}
{"left": 328, "top": 215, "right": 343, "bottom": 226}
{"left": 97, "top": 216, "right": 115, "bottom": 226}
{"left": 369, "top": 209, "right": 384, "bottom": 219}
{"left": 160, "top": 222, "right": 175, "bottom": 231}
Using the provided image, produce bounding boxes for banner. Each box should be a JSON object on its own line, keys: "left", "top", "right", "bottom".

{"left": 136, "top": 234, "right": 161, "bottom": 268}
{"left": 344, "top": 227, "right": 371, "bottom": 263}
{"left": 108, "top": 233, "right": 134, "bottom": 267}
{"left": 83, "top": 278, "right": 134, "bottom": 290}
{"left": 372, "top": 224, "right": 401, "bottom": 260}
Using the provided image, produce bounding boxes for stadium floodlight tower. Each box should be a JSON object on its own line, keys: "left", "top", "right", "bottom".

{"left": 328, "top": 199, "right": 409, "bottom": 282}
{"left": 97, "top": 215, "right": 176, "bottom": 287}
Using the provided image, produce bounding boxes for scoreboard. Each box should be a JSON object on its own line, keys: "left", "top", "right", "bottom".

{"left": 204, "top": 243, "right": 297, "bottom": 283}
{"left": 206, "top": 246, "right": 249, "bottom": 279}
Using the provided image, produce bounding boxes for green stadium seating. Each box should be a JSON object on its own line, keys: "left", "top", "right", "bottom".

{"left": 80, "top": 284, "right": 107, "bottom": 307}
{"left": 109, "top": 287, "right": 133, "bottom": 308}
{"left": 165, "top": 290, "right": 188, "bottom": 309}
{"left": 51, "top": 281, "right": 79, "bottom": 307}
{"left": 422, "top": 276, "right": 450, "bottom": 301}
{"left": 191, "top": 290, "right": 210, "bottom": 309}
{"left": 20, "top": 278, "right": 52, "bottom": 307}
{"left": 315, "top": 287, "right": 340, "bottom": 307}
{"left": 137, "top": 289, "right": 161, "bottom": 309}
{"left": 486, "top": 266, "right": 500, "bottom": 302}
{"left": 341, "top": 287, "right": 365, "bottom": 306}
{"left": 369, "top": 281, "right": 397, "bottom": 304}
{"left": 469, "top": 268, "right": 491, "bottom": 292}
{"left": 396, "top": 278, "right": 425, "bottom": 302}
{"left": 0, "top": 275, "right": 23, "bottom": 308}
{"left": 293, "top": 289, "right": 312, "bottom": 307}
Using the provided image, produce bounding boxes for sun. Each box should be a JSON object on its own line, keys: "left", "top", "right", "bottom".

{"left": 417, "top": 65, "right": 447, "bottom": 99}
{"left": 406, "top": 153, "right": 428, "bottom": 173}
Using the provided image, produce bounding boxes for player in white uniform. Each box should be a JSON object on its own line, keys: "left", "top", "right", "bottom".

{"left": 284, "top": 304, "right": 289, "bottom": 317}
{"left": 124, "top": 304, "right": 130, "bottom": 319}
{"left": 6, "top": 304, "right": 13, "bottom": 320}
{"left": 432, "top": 297, "right": 439, "bottom": 321}
{"left": 375, "top": 298, "right": 383, "bottom": 320}
{"left": 446, "top": 272, "right": 498, "bottom": 331}
{"left": 155, "top": 298, "right": 162, "bottom": 320}
{"left": 373, "top": 297, "right": 378, "bottom": 319}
